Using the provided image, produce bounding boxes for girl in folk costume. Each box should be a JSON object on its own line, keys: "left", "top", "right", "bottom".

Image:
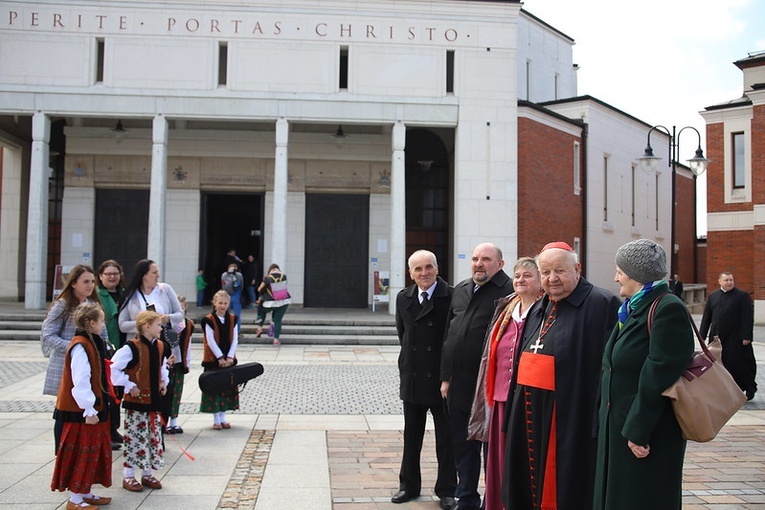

{"left": 110, "top": 310, "right": 169, "bottom": 493}
{"left": 51, "top": 303, "right": 114, "bottom": 510}
{"left": 200, "top": 290, "right": 239, "bottom": 430}
{"left": 163, "top": 295, "right": 194, "bottom": 434}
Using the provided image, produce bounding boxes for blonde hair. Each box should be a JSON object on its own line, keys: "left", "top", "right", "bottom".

{"left": 136, "top": 310, "right": 162, "bottom": 335}
{"left": 211, "top": 290, "right": 230, "bottom": 305}
{"left": 73, "top": 303, "right": 104, "bottom": 331}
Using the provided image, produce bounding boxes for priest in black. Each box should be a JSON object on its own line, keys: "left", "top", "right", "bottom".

{"left": 699, "top": 271, "right": 757, "bottom": 400}
{"left": 502, "top": 242, "right": 620, "bottom": 510}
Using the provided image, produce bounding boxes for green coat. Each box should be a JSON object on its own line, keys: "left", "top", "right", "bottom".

{"left": 593, "top": 288, "right": 694, "bottom": 510}
{"left": 97, "top": 286, "right": 122, "bottom": 349}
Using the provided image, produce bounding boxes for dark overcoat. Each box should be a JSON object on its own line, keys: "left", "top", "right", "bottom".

{"left": 396, "top": 277, "right": 453, "bottom": 405}
{"left": 502, "top": 277, "right": 620, "bottom": 510}
{"left": 440, "top": 270, "right": 513, "bottom": 413}
{"left": 593, "top": 287, "right": 694, "bottom": 510}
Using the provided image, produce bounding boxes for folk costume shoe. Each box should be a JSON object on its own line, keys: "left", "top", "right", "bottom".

{"left": 66, "top": 502, "right": 97, "bottom": 510}
{"left": 122, "top": 477, "right": 143, "bottom": 492}
{"left": 82, "top": 495, "right": 112, "bottom": 505}
{"left": 141, "top": 475, "right": 162, "bottom": 489}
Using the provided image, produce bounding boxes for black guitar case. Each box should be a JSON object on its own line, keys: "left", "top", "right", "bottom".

{"left": 198, "top": 362, "right": 264, "bottom": 394}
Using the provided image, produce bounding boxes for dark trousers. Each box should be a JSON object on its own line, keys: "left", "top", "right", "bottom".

{"left": 449, "top": 408, "right": 484, "bottom": 509}
{"left": 399, "top": 400, "right": 456, "bottom": 498}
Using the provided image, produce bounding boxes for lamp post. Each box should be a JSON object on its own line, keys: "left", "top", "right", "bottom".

{"left": 636, "top": 125, "right": 709, "bottom": 279}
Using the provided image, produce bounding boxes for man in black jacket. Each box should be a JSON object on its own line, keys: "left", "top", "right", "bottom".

{"left": 392, "top": 250, "right": 456, "bottom": 509}
{"left": 440, "top": 243, "right": 513, "bottom": 510}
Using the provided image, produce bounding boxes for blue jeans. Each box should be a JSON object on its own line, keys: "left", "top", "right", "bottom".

{"left": 196, "top": 289, "right": 205, "bottom": 307}
{"left": 228, "top": 290, "right": 242, "bottom": 329}
{"left": 246, "top": 285, "right": 258, "bottom": 306}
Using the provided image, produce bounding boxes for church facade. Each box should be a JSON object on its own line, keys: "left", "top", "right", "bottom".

{"left": 0, "top": 0, "right": 689, "bottom": 311}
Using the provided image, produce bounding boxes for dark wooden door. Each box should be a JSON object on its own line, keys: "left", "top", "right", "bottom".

{"left": 304, "top": 194, "right": 369, "bottom": 308}
{"left": 94, "top": 189, "right": 149, "bottom": 281}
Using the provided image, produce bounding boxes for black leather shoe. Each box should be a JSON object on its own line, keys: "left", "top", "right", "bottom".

{"left": 391, "top": 490, "right": 417, "bottom": 503}
{"left": 439, "top": 496, "right": 457, "bottom": 509}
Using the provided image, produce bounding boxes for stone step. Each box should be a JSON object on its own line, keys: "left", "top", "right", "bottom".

{"left": 0, "top": 305, "right": 398, "bottom": 344}
{"left": 0, "top": 318, "right": 398, "bottom": 344}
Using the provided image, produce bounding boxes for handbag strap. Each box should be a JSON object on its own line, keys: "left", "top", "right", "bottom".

{"left": 647, "top": 294, "right": 714, "bottom": 361}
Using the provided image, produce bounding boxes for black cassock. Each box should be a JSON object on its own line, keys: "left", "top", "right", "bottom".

{"left": 699, "top": 287, "right": 757, "bottom": 396}
{"left": 502, "top": 278, "right": 619, "bottom": 510}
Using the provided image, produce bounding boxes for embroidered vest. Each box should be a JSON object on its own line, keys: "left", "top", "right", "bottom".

{"left": 201, "top": 313, "right": 236, "bottom": 367}
{"left": 121, "top": 336, "right": 165, "bottom": 411}
{"left": 55, "top": 334, "right": 110, "bottom": 422}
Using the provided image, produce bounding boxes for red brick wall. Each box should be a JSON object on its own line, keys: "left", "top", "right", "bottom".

{"left": 674, "top": 171, "right": 697, "bottom": 283}
{"left": 695, "top": 241, "right": 706, "bottom": 285}
{"left": 517, "top": 117, "right": 583, "bottom": 258}
{"left": 706, "top": 230, "right": 754, "bottom": 296}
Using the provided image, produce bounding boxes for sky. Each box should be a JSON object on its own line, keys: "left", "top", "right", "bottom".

{"left": 522, "top": 0, "right": 765, "bottom": 235}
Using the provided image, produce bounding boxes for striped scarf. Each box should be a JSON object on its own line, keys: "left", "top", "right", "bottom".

{"left": 617, "top": 280, "right": 669, "bottom": 329}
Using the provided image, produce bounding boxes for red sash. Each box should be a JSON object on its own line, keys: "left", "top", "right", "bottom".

{"left": 517, "top": 351, "right": 557, "bottom": 510}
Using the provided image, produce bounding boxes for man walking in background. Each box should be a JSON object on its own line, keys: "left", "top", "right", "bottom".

{"left": 700, "top": 271, "right": 757, "bottom": 400}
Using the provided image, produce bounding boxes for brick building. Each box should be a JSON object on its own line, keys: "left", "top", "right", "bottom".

{"left": 701, "top": 50, "right": 765, "bottom": 322}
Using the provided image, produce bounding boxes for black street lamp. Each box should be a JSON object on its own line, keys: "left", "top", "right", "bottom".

{"left": 636, "top": 125, "right": 709, "bottom": 278}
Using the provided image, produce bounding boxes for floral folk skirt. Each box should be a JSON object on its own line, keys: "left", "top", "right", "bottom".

{"left": 122, "top": 409, "right": 164, "bottom": 471}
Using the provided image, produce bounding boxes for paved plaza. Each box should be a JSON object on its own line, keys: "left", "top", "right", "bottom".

{"left": 0, "top": 319, "right": 763, "bottom": 509}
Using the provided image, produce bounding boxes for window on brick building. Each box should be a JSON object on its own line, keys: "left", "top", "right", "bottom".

{"left": 573, "top": 142, "right": 581, "bottom": 195}
{"left": 732, "top": 131, "right": 745, "bottom": 189}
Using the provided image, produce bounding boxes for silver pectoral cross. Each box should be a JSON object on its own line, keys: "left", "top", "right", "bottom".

{"left": 530, "top": 338, "right": 545, "bottom": 354}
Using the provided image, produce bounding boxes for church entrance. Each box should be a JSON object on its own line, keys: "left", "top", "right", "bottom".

{"left": 200, "top": 192, "right": 263, "bottom": 302}
{"left": 304, "top": 193, "right": 370, "bottom": 308}
{"left": 405, "top": 128, "right": 452, "bottom": 283}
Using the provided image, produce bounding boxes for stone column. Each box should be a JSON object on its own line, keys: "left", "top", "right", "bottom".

{"left": 389, "top": 120, "right": 406, "bottom": 315}
{"left": 25, "top": 112, "right": 51, "bottom": 309}
{"left": 271, "top": 118, "right": 288, "bottom": 268}
{"left": 148, "top": 114, "right": 168, "bottom": 269}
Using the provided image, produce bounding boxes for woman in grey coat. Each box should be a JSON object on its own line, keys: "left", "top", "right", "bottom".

{"left": 41, "top": 264, "right": 106, "bottom": 396}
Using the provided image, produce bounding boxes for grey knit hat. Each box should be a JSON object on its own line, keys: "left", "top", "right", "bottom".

{"left": 615, "top": 239, "right": 667, "bottom": 284}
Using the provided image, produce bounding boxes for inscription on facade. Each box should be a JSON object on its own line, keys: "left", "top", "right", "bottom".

{"left": 4, "top": 7, "right": 465, "bottom": 43}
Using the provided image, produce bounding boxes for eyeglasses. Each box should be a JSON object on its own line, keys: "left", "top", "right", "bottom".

{"left": 102, "top": 272, "right": 121, "bottom": 277}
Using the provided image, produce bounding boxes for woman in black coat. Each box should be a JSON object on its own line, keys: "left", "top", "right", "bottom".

{"left": 593, "top": 239, "right": 694, "bottom": 510}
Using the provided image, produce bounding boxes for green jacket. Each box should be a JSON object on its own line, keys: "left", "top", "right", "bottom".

{"left": 97, "top": 286, "right": 122, "bottom": 349}
{"left": 593, "top": 287, "right": 694, "bottom": 510}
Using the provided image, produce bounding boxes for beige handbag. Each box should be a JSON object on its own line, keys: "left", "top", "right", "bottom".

{"left": 649, "top": 296, "right": 747, "bottom": 442}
